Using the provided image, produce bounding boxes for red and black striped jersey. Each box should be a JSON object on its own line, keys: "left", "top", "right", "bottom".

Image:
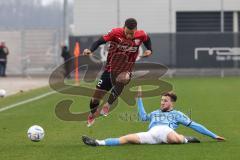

{"left": 102, "top": 27, "right": 149, "bottom": 74}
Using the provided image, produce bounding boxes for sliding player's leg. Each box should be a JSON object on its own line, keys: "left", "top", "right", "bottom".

{"left": 82, "top": 127, "right": 169, "bottom": 147}
{"left": 167, "top": 131, "right": 200, "bottom": 143}
{"left": 119, "top": 134, "right": 141, "bottom": 144}
{"left": 82, "top": 133, "right": 140, "bottom": 147}
{"left": 167, "top": 131, "right": 188, "bottom": 144}
{"left": 138, "top": 125, "right": 188, "bottom": 144}
{"left": 82, "top": 126, "right": 200, "bottom": 147}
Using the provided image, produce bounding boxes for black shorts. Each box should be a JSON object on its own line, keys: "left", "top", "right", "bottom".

{"left": 96, "top": 71, "right": 132, "bottom": 91}
{"left": 96, "top": 71, "right": 114, "bottom": 91}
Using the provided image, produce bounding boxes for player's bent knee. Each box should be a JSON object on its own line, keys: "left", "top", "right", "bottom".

{"left": 167, "top": 132, "right": 183, "bottom": 144}
{"left": 116, "top": 72, "right": 131, "bottom": 84}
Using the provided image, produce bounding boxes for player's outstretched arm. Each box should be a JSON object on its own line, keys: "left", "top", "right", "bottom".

{"left": 142, "top": 36, "right": 152, "bottom": 57}
{"left": 83, "top": 37, "right": 106, "bottom": 55}
{"left": 137, "top": 86, "right": 149, "bottom": 121}
{"left": 188, "top": 121, "right": 225, "bottom": 141}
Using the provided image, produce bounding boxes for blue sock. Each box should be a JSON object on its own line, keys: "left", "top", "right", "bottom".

{"left": 104, "top": 138, "right": 120, "bottom": 146}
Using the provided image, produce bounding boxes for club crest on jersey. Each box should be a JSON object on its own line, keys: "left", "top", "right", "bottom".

{"left": 117, "top": 37, "right": 123, "bottom": 42}
{"left": 134, "top": 39, "right": 141, "bottom": 45}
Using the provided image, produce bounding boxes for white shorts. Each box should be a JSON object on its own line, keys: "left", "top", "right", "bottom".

{"left": 136, "top": 125, "right": 175, "bottom": 144}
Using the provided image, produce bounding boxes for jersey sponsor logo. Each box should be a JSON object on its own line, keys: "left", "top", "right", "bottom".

{"left": 91, "top": 43, "right": 143, "bottom": 62}
{"left": 89, "top": 40, "right": 143, "bottom": 63}
{"left": 152, "top": 112, "right": 189, "bottom": 123}
{"left": 116, "top": 44, "right": 138, "bottom": 52}
{"left": 109, "top": 41, "right": 138, "bottom": 53}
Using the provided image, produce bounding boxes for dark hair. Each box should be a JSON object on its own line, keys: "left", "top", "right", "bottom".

{"left": 163, "top": 92, "right": 177, "bottom": 102}
{"left": 124, "top": 18, "right": 137, "bottom": 30}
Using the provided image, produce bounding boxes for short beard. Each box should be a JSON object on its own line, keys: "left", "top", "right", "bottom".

{"left": 161, "top": 107, "right": 172, "bottom": 112}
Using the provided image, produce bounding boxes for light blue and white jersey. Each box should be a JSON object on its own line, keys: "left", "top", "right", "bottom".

{"left": 146, "top": 109, "right": 191, "bottom": 130}
{"left": 137, "top": 98, "right": 217, "bottom": 139}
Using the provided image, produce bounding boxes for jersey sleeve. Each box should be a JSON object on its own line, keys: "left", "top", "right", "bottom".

{"left": 137, "top": 97, "right": 150, "bottom": 121}
{"left": 188, "top": 121, "right": 218, "bottom": 139}
{"left": 177, "top": 111, "right": 218, "bottom": 139}
{"left": 102, "top": 29, "right": 115, "bottom": 42}
{"left": 176, "top": 111, "right": 192, "bottom": 126}
{"left": 143, "top": 36, "right": 152, "bottom": 51}
{"left": 90, "top": 37, "right": 107, "bottom": 52}
{"left": 142, "top": 31, "right": 149, "bottom": 42}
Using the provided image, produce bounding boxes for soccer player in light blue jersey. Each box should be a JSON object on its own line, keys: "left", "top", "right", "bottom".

{"left": 82, "top": 87, "right": 225, "bottom": 146}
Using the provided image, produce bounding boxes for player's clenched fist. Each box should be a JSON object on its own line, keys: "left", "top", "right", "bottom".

{"left": 83, "top": 49, "right": 92, "bottom": 56}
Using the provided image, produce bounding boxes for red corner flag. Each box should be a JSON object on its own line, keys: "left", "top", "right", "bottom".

{"left": 74, "top": 42, "right": 80, "bottom": 85}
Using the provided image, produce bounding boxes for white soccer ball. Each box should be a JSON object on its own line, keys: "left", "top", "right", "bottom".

{"left": 27, "top": 125, "right": 45, "bottom": 142}
{"left": 0, "top": 89, "right": 6, "bottom": 97}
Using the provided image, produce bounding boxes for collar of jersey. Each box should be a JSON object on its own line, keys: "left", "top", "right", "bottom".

{"left": 160, "top": 109, "right": 174, "bottom": 112}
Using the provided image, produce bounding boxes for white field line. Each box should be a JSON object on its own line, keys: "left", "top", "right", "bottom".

{"left": 0, "top": 91, "right": 56, "bottom": 113}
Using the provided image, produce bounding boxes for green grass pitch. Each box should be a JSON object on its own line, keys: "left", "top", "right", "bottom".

{"left": 0, "top": 77, "right": 240, "bottom": 160}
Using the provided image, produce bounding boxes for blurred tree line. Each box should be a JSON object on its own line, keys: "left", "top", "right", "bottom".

{"left": 0, "top": 0, "right": 73, "bottom": 29}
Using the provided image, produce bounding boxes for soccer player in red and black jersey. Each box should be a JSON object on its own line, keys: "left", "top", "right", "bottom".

{"left": 83, "top": 18, "right": 152, "bottom": 127}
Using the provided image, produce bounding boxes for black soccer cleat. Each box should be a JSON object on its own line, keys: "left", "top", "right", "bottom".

{"left": 82, "top": 135, "right": 99, "bottom": 146}
{"left": 185, "top": 136, "right": 201, "bottom": 143}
